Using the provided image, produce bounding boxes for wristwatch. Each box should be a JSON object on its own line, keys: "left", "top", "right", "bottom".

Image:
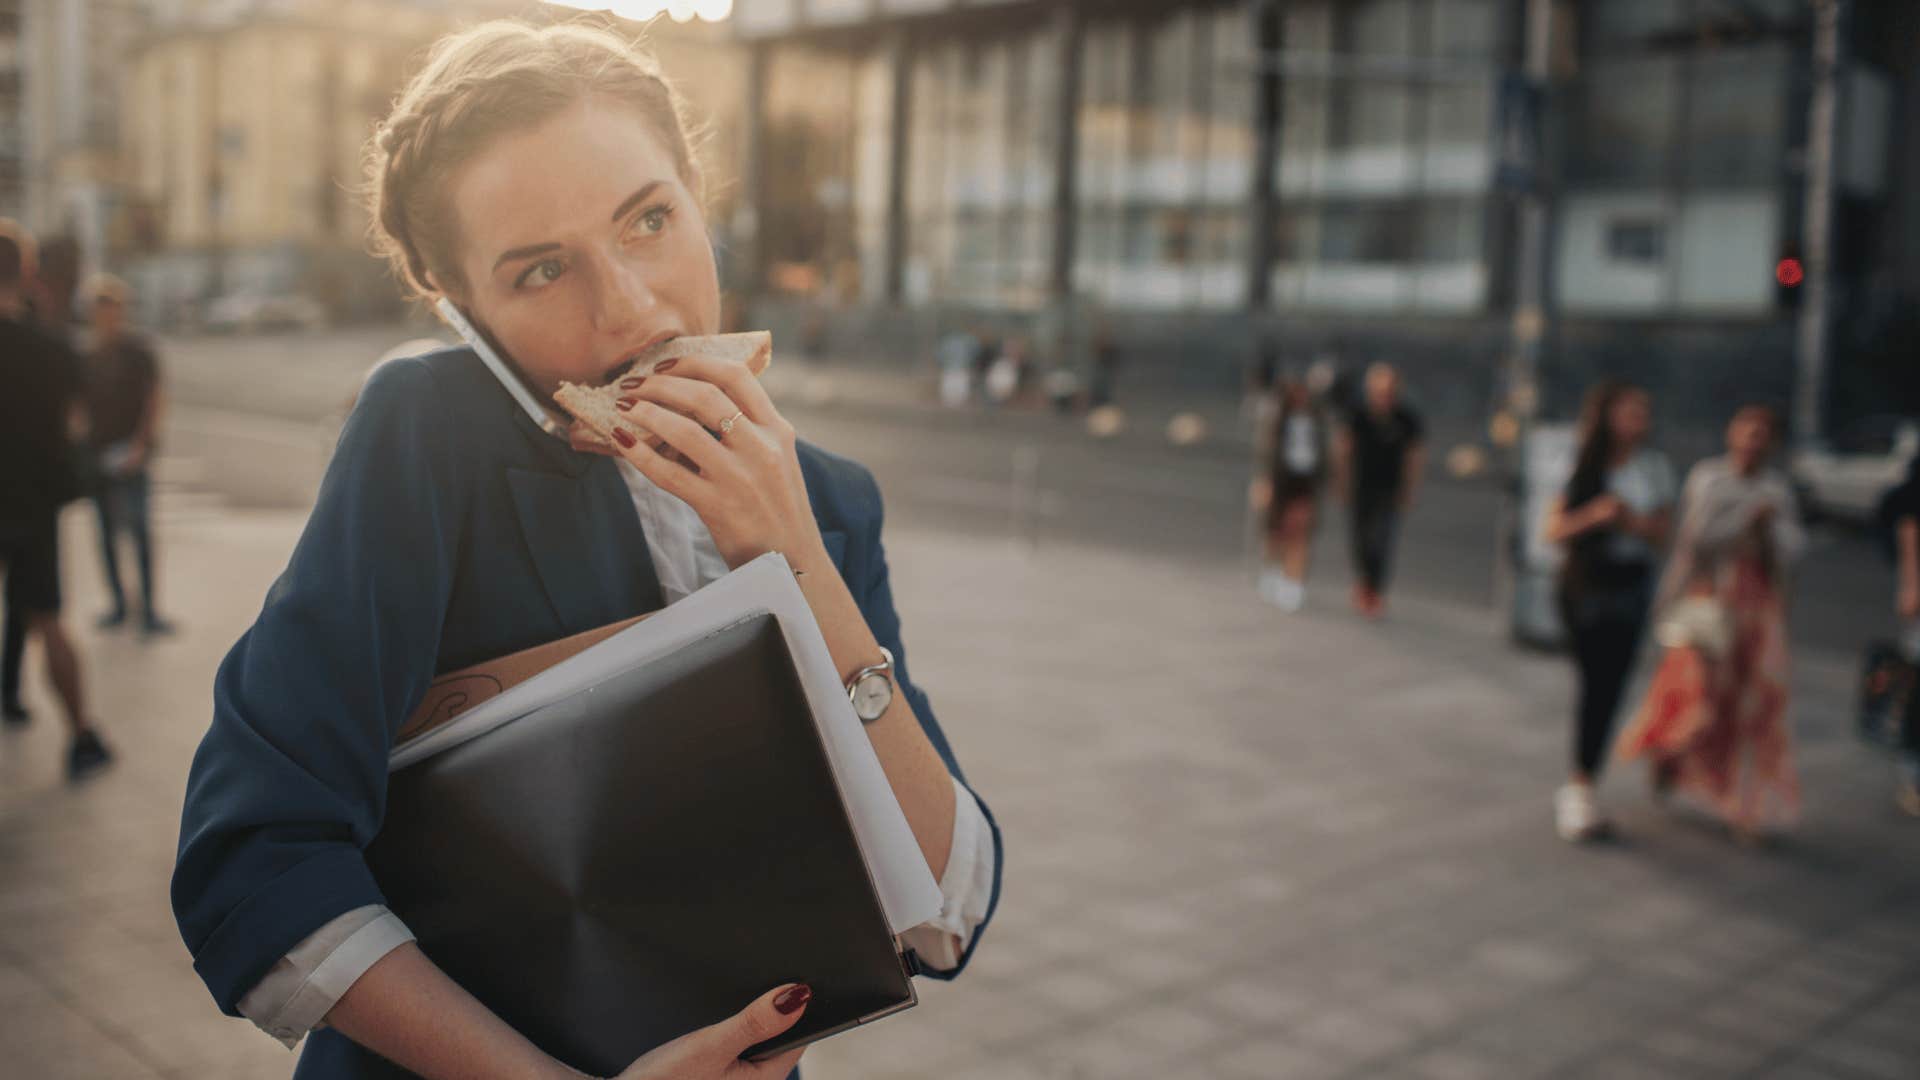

{"left": 846, "top": 646, "right": 895, "bottom": 724}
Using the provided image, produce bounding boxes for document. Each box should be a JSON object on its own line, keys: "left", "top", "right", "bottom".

{"left": 389, "top": 552, "right": 943, "bottom": 935}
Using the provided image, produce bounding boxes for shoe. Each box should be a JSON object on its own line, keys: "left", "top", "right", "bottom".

{"left": 141, "top": 615, "right": 178, "bottom": 637}
{"left": 1555, "top": 782, "right": 1607, "bottom": 842}
{"left": 96, "top": 609, "right": 127, "bottom": 630}
{"left": 2, "top": 700, "right": 26, "bottom": 727}
{"left": 67, "top": 729, "right": 114, "bottom": 781}
{"left": 1276, "top": 576, "right": 1305, "bottom": 613}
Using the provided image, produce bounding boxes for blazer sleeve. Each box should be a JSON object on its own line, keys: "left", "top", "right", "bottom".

{"left": 172, "top": 358, "right": 466, "bottom": 1015}
{"left": 850, "top": 468, "right": 1004, "bottom": 981}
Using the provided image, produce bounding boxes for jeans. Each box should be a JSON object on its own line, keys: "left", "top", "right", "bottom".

{"left": 1562, "top": 568, "right": 1653, "bottom": 779}
{"left": 1349, "top": 489, "right": 1401, "bottom": 593}
{"left": 94, "top": 468, "right": 154, "bottom": 618}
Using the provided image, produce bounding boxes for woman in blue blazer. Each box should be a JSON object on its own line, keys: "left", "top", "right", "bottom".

{"left": 171, "top": 21, "right": 1000, "bottom": 1080}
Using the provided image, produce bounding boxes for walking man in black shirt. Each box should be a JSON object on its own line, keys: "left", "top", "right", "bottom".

{"left": 83, "top": 273, "right": 173, "bottom": 635}
{"left": 0, "top": 221, "right": 112, "bottom": 777}
{"left": 1333, "top": 363, "right": 1426, "bottom": 619}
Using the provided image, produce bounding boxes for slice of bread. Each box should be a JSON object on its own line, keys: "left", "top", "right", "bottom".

{"left": 553, "top": 331, "right": 772, "bottom": 451}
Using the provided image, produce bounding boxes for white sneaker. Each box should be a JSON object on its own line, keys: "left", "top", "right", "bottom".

{"left": 1555, "top": 783, "right": 1607, "bottom": 842}
{"left": 1256, "top": 570, "right": 1284, "bottom": 606}
{"left": 1276, "top": 576, "right": 1305, "bottom": 613}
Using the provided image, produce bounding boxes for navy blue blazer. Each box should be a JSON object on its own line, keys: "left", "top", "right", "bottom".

{"left": 171, "top": 348, "right": 1002, "bottom": 1079}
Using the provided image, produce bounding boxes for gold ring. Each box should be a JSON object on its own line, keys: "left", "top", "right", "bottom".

{"left": 718, "top": 411, "right": 745, "bottom": 437}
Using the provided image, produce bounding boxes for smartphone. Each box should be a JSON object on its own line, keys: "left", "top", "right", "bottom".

{"left": 435, "top": 297, "right": 570, "bottom": 440}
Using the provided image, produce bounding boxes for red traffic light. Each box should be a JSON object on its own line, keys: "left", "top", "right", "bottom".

{"left": 1776, "top": 257, "right": 1804, "bottom": 287}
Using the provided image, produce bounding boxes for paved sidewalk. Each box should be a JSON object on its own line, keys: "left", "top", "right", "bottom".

{"left": 1, "top": 495, "right": 1915, "bottom": 1079}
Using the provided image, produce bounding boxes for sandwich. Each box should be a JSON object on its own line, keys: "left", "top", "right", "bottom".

{"left": 554, "top": 331, "right": 772, "bottom": 453}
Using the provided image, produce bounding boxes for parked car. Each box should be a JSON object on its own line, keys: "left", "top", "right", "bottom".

{"left": 203, "top": 292, "right": 330, "bottom": 334}
{"left": 1789, "top": 414, "right": 1919, "bottom": 523}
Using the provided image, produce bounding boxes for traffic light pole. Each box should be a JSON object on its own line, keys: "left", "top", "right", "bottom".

{"left": 1507, "top": 0, "right": 1553, "bottom": 434}
{"left": 1793, "top": 0, "right": 1843, "bottom": 447}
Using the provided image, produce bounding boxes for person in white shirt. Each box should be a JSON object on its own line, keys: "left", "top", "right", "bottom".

{"left": 1249, "top": 377, "right": 1330, "bottom": 612}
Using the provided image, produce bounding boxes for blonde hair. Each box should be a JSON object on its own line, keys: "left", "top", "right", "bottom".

{"left": 363, "top": 19, "right": 705, "bottom": 301}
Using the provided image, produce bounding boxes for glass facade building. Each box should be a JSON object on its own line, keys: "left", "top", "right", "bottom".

{"left": 732, "top": 0, "right": 1918, "bottom": 433}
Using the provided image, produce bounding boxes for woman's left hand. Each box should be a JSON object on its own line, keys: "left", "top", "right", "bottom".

{"left": 606, "top": 355, "right": 828, "bottom": 570}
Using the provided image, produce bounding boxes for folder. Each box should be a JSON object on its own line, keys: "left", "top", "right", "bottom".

{"left": 365, "top": 555, "right": 942, "bottom": 1073}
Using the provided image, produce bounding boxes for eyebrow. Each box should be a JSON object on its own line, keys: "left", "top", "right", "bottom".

{"left": 489, "top": 181, "right": 668, "bottom": 274}
{"left": 609, "top": 180, "right": 665, "bottom": 225}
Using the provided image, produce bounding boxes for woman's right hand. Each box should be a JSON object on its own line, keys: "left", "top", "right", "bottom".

{"left": 602, "top": 984, "right": 812, "bottom": 1080}
{"left": 1585, "top": 494, "right": 1625, "bottom": 528}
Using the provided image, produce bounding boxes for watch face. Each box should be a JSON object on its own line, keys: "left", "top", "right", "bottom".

{"left": 853, "top": 674, "right": 893, "bottom": 721}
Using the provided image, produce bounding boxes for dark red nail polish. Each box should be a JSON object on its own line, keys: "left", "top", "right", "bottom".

{"left": 654, "top": 358, "right": 678, "bottom": 372}
{"left": 619, "top": 376, "right": 647, "bottom": 390}
{"left": 611, "top": 428, "right": 637, "bottom": 449}
{"left": 773, "top": 985, "right": 812, "bottom": 1015}
{"left": 616, "top": 397, "right": 638, "bottom": 410}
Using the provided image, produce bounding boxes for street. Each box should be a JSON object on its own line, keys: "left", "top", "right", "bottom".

{"left": 158, "top": 327, "right": 1896, "bottom": 670}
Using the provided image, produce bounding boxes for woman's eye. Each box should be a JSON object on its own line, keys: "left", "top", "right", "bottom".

{"left": 516, "top": 258, "right": 566, "bottom": 290}
{"left": 634, "top": 204, "right": 674, "bottom": 237}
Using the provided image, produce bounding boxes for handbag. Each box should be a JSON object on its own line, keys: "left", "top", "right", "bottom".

{"left": 1654, "top": 594, "right": 1732, "bottom": 661}
{"left": 1858, "top": 638, "right": 1918, "bottom": 750}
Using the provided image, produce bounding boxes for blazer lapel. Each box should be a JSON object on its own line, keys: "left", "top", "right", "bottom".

{"left": 506, "top": 460, "right": 665, "bottom": 633}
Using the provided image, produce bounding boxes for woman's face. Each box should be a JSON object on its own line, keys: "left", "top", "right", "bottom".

{"left": 1607, "top": 390, "right": 1650, "bottom": 446}
{"left": 448, "top": 96, "right": 719, "bottom": 398}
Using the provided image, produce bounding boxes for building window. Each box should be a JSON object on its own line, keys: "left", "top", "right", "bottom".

{"left": 1606, "top": 219, "right": 1666, "bottom": 263}
{"left": 905, "top": 26, "right": 1058, "bottom": 309}
{"left": 1271, "top": 0, "right": 1500, "bottom": 314}
{"left": 1071, "top": 6, "right": 1253, "bottom": 311}
{"left": 1556, "top": 5, "right": 1796, "bottom": 317}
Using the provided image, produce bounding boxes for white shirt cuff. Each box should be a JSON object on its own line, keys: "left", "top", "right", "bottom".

{"left": 899, "top": 775, "right": 996, "bottom": 973}
{"left": 236, "top": 904, "right": 416, "bottom": 1048}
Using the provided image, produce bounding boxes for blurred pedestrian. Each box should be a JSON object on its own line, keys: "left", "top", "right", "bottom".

{"left": 3, "top": 236, "right": 79, "bottom": 723}
{"left": 1088, "top": 321, "right": 1119, "bottom": 408}
{"left": 0, "top": 220, "right": 112, "bottom": 777}
{"left": 81, "top": 274, "right": 174, "bottom": 635}
{"left": 1617, "top": 405, "right": 1803, "bottom": 842}
{"left": 1544, "top": 381, "right": 1674, "bottom": 841}
{"left": 1879, "top": 456, "right": 1920, "bottom": 816}
{"left": 984, "top": 336, "right": 1026, "bottom": 409}
{"left": 1249, "top": 377, "right": 1330, "bottom": 612}
{"left": 1333, "top": 362, "right": 1425, "bottom": 618}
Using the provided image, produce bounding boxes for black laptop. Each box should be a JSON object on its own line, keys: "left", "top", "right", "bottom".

{"left": 366, "top": 612, "right": 916, "bottom": 1075}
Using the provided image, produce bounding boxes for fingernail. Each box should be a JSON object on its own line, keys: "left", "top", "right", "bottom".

{"left": 619, "top": 375, "right": 647, "bottom": 390}
{"left": 612, "top": 428, "right": 637, "bottom": 449}
{"left": 773, "top": 985, "right": 812, "bottom": 1015}
{"left": 616, "top": 397, "right": 638, "bottom": 410}
{"left": 654, "top": 358, "right": 678, "bottom": 373}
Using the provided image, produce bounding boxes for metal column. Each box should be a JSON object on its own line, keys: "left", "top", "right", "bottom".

{"left": 1047, "top": 3, "right": 1083, "bottom": 304}
{"left": 1794, "top": 0, "right": 1845, "bottom": 445}
{"left": 1245, "top": 0, "right": 1281, "bottom": 312}
{"left": 883, "top": 30, "right": 912, "bottom": 305}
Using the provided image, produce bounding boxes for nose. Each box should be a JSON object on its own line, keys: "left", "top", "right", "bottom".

{"left": 586, "top": 246, "right": 660, "bottom": 338}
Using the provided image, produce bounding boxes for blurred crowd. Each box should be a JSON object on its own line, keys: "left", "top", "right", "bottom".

{"left": 0, "top": 218, "right": 175, "bottom": 781}
{"left": 1242, "top": 358, "right": 1920, "bottom": 841}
